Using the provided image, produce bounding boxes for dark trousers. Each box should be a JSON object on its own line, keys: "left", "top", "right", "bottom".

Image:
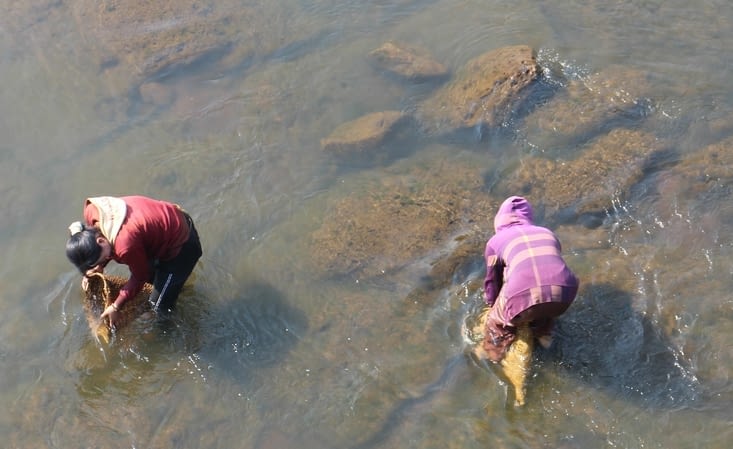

{"left": 149, "top": 214, "right": 202, "bottom": 313}
{"left": 511, "top": 284, "right": 578, "bottom": 336}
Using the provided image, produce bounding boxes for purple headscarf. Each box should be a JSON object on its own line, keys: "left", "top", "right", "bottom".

{"left": 493, "top": 196, "right": 534, "bottom": 232}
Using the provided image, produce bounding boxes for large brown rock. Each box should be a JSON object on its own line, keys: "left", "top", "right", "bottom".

{"left": 367, "top": 41, "right": 449, "bottom": 82}
{"left": 417, "top": 45, "right": 540, "bottom": 135}
{"left": 501, "top": 128, "right": 665, "bottom": 220}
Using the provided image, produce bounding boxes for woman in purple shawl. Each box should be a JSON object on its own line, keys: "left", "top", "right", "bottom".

{"left": 482, "top": 196, "right": 579, "bottom": 362}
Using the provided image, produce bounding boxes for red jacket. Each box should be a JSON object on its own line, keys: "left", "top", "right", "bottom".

{"left": 84, "top": 196, "right": 189, "bottom": 305}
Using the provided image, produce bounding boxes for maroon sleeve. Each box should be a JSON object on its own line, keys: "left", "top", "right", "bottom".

{"left": 114, "top": 237, "right": 149, "bottom": 305}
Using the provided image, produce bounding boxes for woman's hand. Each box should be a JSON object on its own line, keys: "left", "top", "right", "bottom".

{"left": 100, "top": 304, "right": 120, "bottom": 328}
{"left": 482, "top": 318, "right": 516, "bottom": 363}
{"left": 82, "top": 266, "right": 105, "bottom": 291}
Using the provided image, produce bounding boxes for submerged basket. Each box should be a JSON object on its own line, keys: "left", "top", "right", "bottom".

{"left": 83, "top": 273, "right": 154, "bottom": 344}
{"left": 471, "top": 306, "right": 534, "bottom": 407}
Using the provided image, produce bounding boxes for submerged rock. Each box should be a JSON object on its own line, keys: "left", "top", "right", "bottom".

{"left": 367, "top": 41, "right": 449, "bottom": 82}
{"left": 321, "top": 45, "right": 540, "bottom": 160}
{"left": 655, "top": 134, "right": 733, "bottom": 227}
{"left": 309, "top": 161, "right": 494, "bottom": 280}
{"left": 501, "top": 128, "right": 666, "bottom": 221}
{"left": 663, "top": 134, "right": 733, "bottom": 191}
{"left": 320, "top": 111, "right": 410, "bottom": 155}
{"left": 70, "top": 0, "right": 241, "bottom": 84}
{"left": 417, "top": 45, "right": 540, "bottom": 136}
{"left": 521, "top": 65, "right": 654, "bottom": 151}
{"left": 68, "top": 0, "right": 319, "bottom": 99}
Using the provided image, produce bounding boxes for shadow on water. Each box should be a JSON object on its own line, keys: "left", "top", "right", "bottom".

{"left": 541, "top": 282, "right": 700, "bottom": 409}
{"left": 194, "top": 280, "right": 308, "bottom": 384}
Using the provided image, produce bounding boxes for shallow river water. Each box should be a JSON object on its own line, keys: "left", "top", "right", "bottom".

{"left": 2, "top": 1, "right": 733, "bottom": 448}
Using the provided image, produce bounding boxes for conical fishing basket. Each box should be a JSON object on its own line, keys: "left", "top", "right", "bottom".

{"left": 83, "top": 273, "right": 154, "bottom": 344}
{"left": 470, "top": 306, "right": 534, "bottom": 407}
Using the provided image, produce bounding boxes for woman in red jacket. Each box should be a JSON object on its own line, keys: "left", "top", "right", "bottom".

{"left": 66, "top": 195, "right": 202, "bottom": 327}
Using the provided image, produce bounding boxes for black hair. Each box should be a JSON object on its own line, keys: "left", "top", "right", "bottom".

{"left": 66, "top": 224, "right": 102, "bottom": 273}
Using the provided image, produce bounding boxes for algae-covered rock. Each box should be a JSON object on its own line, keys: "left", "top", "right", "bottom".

{"left": 70, "top": 0, "right": 242, "bottom": 84}
{"left": 654, "top": 135, "right": 733, "bottom": 230}
{"left": 309, "top": 161, "right": 494, "bottom": 279}
{"left": 502, "top": 128, "right": 665, "bottom": 220}
{"left": 422, "top": 231, "right": 486, "bottom": 291}
{"left": 367, "top": 41, "right": 449, "bottom": 82}
{"left": 417, "top": 45, "right": 540, "bottom": 135}
{"left": 664, "top": 134, "right": 733, "bottom": 190}
{"left": 522, "top": 65, "right": 654, "bottom": 151}
{"left": 321, "top": 111, "right": 410, "bottom": 155}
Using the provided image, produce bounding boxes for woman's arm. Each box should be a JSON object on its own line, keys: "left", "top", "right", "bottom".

{"left": 483, "top": 243, "right": 503, "bottom": 306}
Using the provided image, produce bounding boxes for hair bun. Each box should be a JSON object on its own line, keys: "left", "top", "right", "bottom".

{"left": 68, "top": 221, "right": 83, "bottom": 236}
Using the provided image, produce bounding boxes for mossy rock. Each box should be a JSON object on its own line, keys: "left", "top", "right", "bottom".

{"left": 522, "top": 65, "right": 654, "bottom": 151}
{"left": 309, "top": 161, "right": 495, "bottom": 279}
{"left": 70, "top": 0, "right": 244, "bottom": 83}
{"left": 417, "top": 45, "right": 540, "bottom": 135}
{"left": 665, "top": 134, "right": 733, "bottom": 189}
{"left": 367, "top": 41, "right": 449, "bottom": 82}
{"left": 320, "top": 111, "right": 411, "bottom": 155}
{"left": 501, "top": 128, "right": 666, "bottom": 220}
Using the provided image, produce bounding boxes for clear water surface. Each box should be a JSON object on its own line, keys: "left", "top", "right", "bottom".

{"left": 1, "top": 1, "right": 732, "bottom": 448}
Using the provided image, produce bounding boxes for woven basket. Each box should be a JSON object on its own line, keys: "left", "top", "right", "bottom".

{"left": 470, "top": 306, "right": 534, "bottom": 406}
{"left": 83, "top": 273, "right": 154, "bottom": 344}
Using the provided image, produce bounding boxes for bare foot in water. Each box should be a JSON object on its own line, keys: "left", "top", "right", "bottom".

{"left": 537, "top": 334, "right": 553, "bottom": 349}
